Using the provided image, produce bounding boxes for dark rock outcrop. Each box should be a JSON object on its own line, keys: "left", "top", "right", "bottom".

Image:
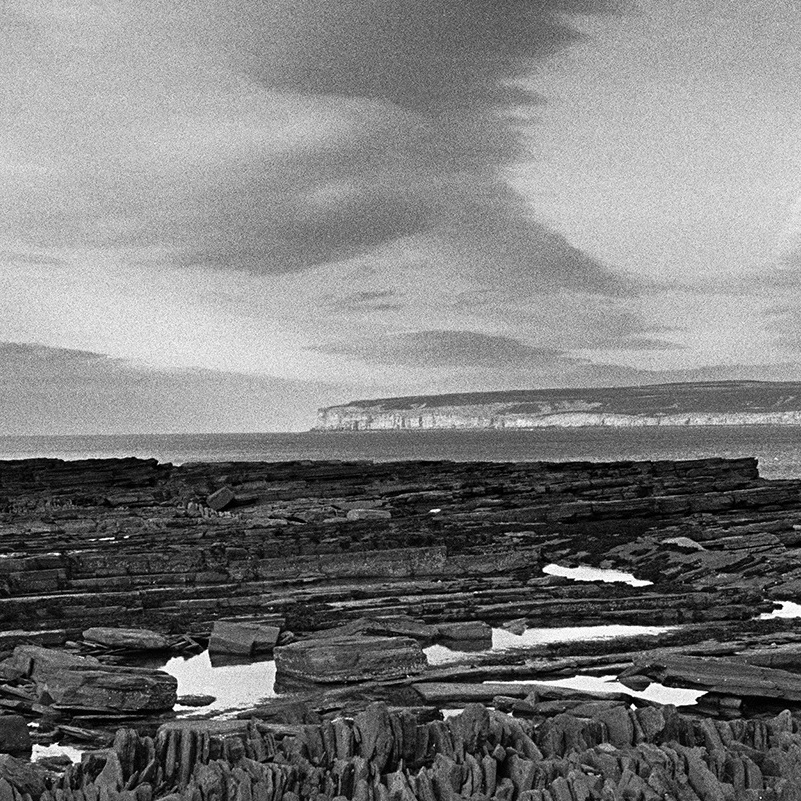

{"left": 28, "top": 702, "right": 801, "bottom": 801}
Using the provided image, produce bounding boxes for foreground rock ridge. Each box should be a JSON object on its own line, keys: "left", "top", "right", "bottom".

{"left": 5, "top": 455, "right": 801, "bottom": 799}
{"left": 314, "top": 380, "right": 801, "bottom": 429}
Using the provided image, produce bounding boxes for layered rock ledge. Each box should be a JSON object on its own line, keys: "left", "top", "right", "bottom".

{"left": 4, "top": 455, "right": 801, "bottom": 798}
{"left": 1, "top": 455, "right": 796, "bottom": 639}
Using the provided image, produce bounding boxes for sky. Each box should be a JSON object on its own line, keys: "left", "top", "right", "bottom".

{"left": 3, "top": 0, "right": 801, "bottom": 433}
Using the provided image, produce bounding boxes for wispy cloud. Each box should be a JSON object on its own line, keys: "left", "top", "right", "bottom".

{"left": 315, "top": 329, "right": 579, "bottom": 368}
{"left": 0, "top": 0, "right": 633, "bottom": 296}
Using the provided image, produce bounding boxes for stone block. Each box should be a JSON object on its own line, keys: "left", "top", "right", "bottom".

{"left": 208, "top": 621, "right": 280, "bottom": 656}
{"left": 207, "top": 487, "right": 235, "bottom": 511}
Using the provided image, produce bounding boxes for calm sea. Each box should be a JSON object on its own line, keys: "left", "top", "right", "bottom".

{"left": 2, "top": 427, "right": 801, "bottom": 479}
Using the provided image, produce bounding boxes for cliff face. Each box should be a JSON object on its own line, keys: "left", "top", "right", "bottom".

{"left": 314, "top": 381, "right": 801, "bottom": 430}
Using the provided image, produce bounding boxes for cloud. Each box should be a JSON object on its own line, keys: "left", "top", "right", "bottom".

{"left": 0, "top": 342, "right": 341, "bottom": 434}
{"left": 335, "top": 290, "right": 402, "bottom": 314}
{"left": 0, "top": 0, "right": 632, "bottom": 294}
{"left": 315, "top": 329, "right": 580, "bottom": 368}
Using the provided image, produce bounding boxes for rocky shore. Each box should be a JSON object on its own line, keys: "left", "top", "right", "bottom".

{"left": 3, "top": 455, "right": 801, "bottom": 799}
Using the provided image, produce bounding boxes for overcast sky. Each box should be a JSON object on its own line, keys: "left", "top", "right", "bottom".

{"left": 3, "top": 0, "right": 801, "bottom": 433}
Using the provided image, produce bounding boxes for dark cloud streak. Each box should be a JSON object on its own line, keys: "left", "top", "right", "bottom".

{"left": 205, "top": 0, "right": 629, "bottom": 291}
{"left": 2, "top": 0, "right": 632, "bottom": 294}
{"left": 314, "top": 329, "right": 581, "bottom": 368}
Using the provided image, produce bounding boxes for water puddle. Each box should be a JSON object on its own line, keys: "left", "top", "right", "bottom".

{"left": 490, "top": 675, "right": 705, "bottom": 707}
{"left": 31, "top": 743, "right": 85, "bottom": 763}
{"left": 162, "top": 651, "right": 276, "bottom": 714}
{"left": 534, "top": 674, "right": 706, "bottom": 707}
{"left": 759, "top": 601, "right": 801, "bottom": 619}
{"left": 543, "top": 564, "right": 652, "bottom": 587}
{"left": 424, "top": 624, "right": 674, "bottom": 665}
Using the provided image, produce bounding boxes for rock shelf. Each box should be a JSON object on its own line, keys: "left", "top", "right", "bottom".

{"left": 5, "top": 455, "right": 801, "bottom": 797}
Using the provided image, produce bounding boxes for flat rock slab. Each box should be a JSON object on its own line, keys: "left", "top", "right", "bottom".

{"left": 82, "top": 627, "right": 170, "bottom": 651}
{"left": 275, "top": 636, "right": 427, "bottom": 683}
{"left": 623, "top": 654, "right": 801, "bottom": 702}
{"left": 209, "top": 621, "right": 280, "bottom": 656}
{"left": 436, "top": 621, "right": 492, "bottom": 641}
{"left": 177, "top": 694, "right": 216, "bottom": 707}
{"left": 4, "top": 645, "right": 176, "bottom": 712}
{"left": 307, "top": 615, "right": 439, "bottom": 642}
{"left": 345, "top": 509, "right": 391, "bottom": 521}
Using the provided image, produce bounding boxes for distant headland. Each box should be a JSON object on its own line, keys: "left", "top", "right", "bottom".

{"left": 314, "top": 380, "right": 801, "bottom": 430}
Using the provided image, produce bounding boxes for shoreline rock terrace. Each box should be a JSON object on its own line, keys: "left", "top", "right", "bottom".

{"left": 4, "top": 455, "right": 801, "bottom": 798}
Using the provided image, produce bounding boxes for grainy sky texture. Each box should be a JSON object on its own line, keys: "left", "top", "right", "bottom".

{"left": 3, "top": 0, "right": 801, "bottom": 432}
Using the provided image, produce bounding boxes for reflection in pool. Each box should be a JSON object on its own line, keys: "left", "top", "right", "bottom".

{"left": 32, "top": 743, "right": 85, "bottom": 763}
{"left": 163, "top": 651, "right": 277, "bottom": 713}
{"left": 424, "top": 624, "right": 674, "bottom": 665}
{"left": 543, "top": 564, "right": 652, "bottom": 587}
{"left": 760, "top": 601, "right": 801, "bottom": 619}
{"left": 490, "top": 674, "right": 705, "bottom": 707}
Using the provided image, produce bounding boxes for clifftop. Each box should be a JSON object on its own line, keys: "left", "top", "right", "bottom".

{"left": 315, "top": 380, "right": 801, "bottom": 430}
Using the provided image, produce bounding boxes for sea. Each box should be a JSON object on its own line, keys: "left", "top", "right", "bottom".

{"left": 3, "top": 426, "right": 801, "bottom": 479}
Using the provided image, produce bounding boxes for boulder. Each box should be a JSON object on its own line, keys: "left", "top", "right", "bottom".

{"left": 177, "top": 694, "right": 216, "bottom": 707}
{"left": 208, "top": 621, "right": 281, "bottom": 656}
{"left": 274, "top": 636, "right": 427, "bottom": 683}
{"left": 0, "top": 716, "right": 30, "bottom": 757}
{"left": 207, "top": 486, "right": 235, "bottom": 511}
{"left": 82, "top": 627, "right": 170, "bottom": 651}
{"left": 3, "top": 646, "right": 176, "bottom": 713}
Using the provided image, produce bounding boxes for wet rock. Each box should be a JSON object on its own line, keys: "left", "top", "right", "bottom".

{"left": 177, "top": 695, "right": 216, "bottom": 707}
{"left": 208, "top": 621, "right": 280, "bottom": 656}
{"left": 275, "top": 636, "right": 427, "bottom": 683}
{"left": 34, "top": 754, "right": 72, "bottom": 771}
{"left": 502, "top": 618, "right": 528, "bottom": 635}
{"left": 82, "top": 627, "right": 170, "bottom": 651}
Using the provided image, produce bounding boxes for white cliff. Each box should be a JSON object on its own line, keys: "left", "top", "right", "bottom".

{"left": 313, "top": 382, "right": 801, "bottom": 430}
